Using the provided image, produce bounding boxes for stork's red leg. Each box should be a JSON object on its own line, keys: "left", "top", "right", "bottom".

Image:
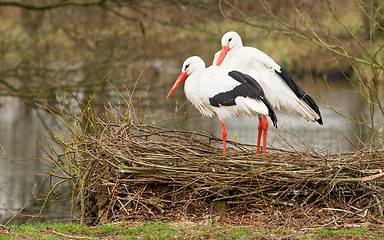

{"left": 221, "top": 121, "right": 227, "bottom": 157}
{"left": 256, "top": 117, "right": 263, "bottom": 155}
{"left": 262, "top": 116, "right": 269, "bottom": 157}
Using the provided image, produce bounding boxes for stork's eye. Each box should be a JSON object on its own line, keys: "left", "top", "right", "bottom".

{"left": 228, "top": 38, "right": 232, "bottom": 43}
{"left": 184, "top": 64, "right": 190, "bottom": 71}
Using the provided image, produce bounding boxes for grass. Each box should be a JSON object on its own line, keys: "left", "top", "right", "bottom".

{"left": 307, "top": 227, "right": 379, "bottom": 239}
{"left": 0, "top": 221, "right": 382, "bottom": 239}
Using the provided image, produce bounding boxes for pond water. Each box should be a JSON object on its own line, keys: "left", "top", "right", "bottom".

{"left": 0, "top": 60, "right": 382, "bottom": 224}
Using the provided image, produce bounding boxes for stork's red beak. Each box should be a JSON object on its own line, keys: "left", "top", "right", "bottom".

{"left": 216, "top": 45, "right": 230, "bottom": 66}
{"left": 166, "top": 71, "right": 188, "bottom": 99}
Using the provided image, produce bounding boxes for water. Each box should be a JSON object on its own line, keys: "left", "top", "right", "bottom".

{"left": 0, "top": 62, "right": 381, "bottom": 224}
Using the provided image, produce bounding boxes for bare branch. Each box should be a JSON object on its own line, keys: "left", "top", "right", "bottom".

{"left": 0, "top": 0, "right": 106, "bottom": 10}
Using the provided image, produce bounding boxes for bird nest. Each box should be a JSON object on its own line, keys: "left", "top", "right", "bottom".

{"left": 40, "top": 87, "right": 384, "bottom": 227}
{"left": 85, "top": 127, "right": 384, "bottom": 225}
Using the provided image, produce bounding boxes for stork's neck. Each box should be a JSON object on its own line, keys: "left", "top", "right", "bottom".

{"left": 186, "top": 66, "right": 205, "bottom": 83}
{"left": 231, "top": 40, "right": 243, "bottom": 52}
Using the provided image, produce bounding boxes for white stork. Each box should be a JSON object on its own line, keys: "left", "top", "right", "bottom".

{"left": 166, "top": 56, "right": 277, "bottom": 157}
{"left": 213, "top": 31, "right": 323, "bottom": 154}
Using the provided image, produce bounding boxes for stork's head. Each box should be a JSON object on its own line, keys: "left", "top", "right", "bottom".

{"left": 216, "top": 31, "right": 243, "bottom": 66}
{"left": 166, "top": 56, "right": 205, "bottom": 99}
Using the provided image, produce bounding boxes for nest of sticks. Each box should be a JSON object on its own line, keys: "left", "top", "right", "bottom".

{"left": 41, "top": 87, "right": 384, "bottom": 227}
{"left": 69, "top": 118, "right": 384, "bottom": 226}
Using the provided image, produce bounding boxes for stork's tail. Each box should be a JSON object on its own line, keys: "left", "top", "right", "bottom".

{"left": 261, "top": 98, "right": 278, "bottom": 128}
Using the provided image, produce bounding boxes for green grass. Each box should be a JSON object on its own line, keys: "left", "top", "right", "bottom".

{"left": 0, "top": 221, "right": 381, "bottom": 240}
{"left": 307, "top": 227, "right": 375, "bottom": 239}
{"left": 0, "top": 221, "right": 260, "bottom": 239}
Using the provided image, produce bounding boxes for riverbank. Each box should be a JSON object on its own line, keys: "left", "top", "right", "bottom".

{"left": 1, "top": 221, "right": 382, "bottom": 239}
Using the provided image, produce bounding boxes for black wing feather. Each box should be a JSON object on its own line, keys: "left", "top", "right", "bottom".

{"left": 209, "top": 70, "right": 278, "bottom": 128}
{"left": 276, "top": 67, "right": 323, "bottom": 125}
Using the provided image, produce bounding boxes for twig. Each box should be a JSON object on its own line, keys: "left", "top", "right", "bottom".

{"left": 52, "top": 230, "right": 91, "bottom": 239}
